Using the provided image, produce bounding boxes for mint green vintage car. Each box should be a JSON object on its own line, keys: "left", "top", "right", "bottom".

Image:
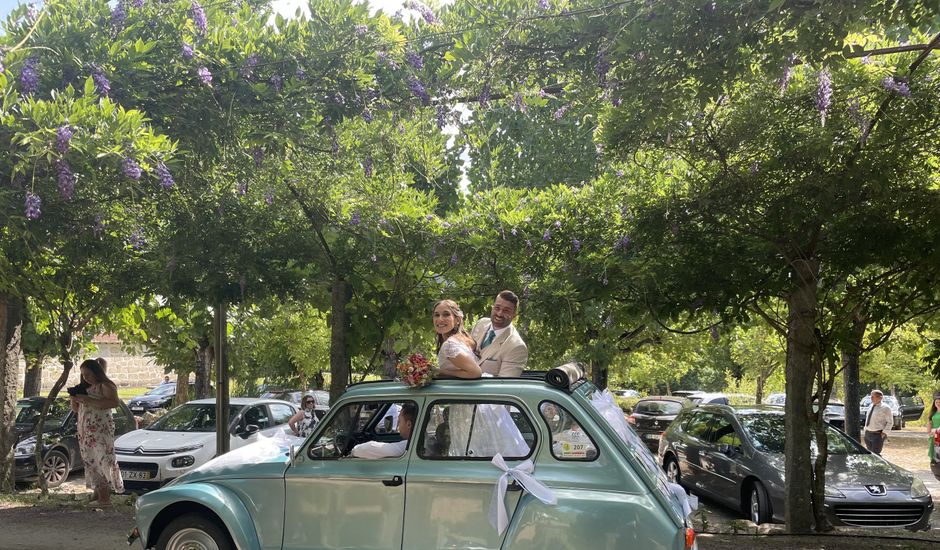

{"left": 130, "top": 368, "right": 696, "bottom": 550}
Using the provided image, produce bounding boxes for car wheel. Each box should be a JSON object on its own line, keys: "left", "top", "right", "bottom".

{"left": 41, "top": 449, "right": 70, "bottom": 488}
{"left": 746, "top": 481, "right": 772, "bottom": 525}
{"left": 664, "top": 456, "right": 681, "bottom": 484}
{"left": 156, "top": 514, "right": 232, "bottom": 550}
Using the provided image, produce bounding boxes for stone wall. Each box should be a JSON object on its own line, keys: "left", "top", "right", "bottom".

{"left": 16, "top": 342, "right": 169, "bottom": 391}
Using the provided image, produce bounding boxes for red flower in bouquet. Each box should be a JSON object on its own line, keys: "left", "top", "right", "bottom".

{"left": 397, "top": 352, "right": 436, "bottom": 388}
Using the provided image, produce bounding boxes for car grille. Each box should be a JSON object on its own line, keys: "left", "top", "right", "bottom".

{"left": 833, "top": 504, "right": 925, "bottom": 527}
{"left": 116, "top": 447, "right": 175, "bottom": 456}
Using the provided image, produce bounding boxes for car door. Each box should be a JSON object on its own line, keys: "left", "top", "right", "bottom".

{"left": 674, "top": 411, "right": 714, "bottom": 492}
{"left": 283, "top": 398, "right": 419, "bottom": 550}
{"left": 268, "top": 402, "right": 296, "bottom": 433}
{"left": 699, "top": 413, "right": 744, "bottom": 505}
{"left": 401, "top": 399, "right": 537, "bottom": 550}
{"left": 231, "top": 404, "right": 271, "bottom": 450}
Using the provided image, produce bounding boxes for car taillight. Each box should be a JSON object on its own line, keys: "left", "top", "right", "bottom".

{"left": 627, "top": 416, "right": 636, "bottom": 425}
{"left": 685, "top": 527, "right": 696, "bottom": 549}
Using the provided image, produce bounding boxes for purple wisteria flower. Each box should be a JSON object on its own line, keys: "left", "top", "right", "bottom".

{"left": 407, "top": 76, "right": 430, "bottom": 105}
{"left": 57, "top": 160, "right": 77, "bottom": 200}
{"left": 56, "top": 124, "right": 73, "bottom": 153}
{"left": 614, "top": 235, "right": 631, "bottom": 251}
{"left": 129, "top": 227, "right": 146, "bottom": 250}
{"left": 350, "top": 211, "right": 361, "bottom": 226}
{"left": 24, "top": 191, "right": 41, "bottom": 219}
{"left": 270, "top": 74, "right": 283, "bottom": 92}
{"left": 181, "top": 42, "right": 194, "bottom": 60}
{"left": 525, "top": 240, "right": 533, "bottom": 253}
{"left": 815, "top": 68, "right": 832, "bottom": 125}
{"left": 362, "top": 108, "right": 373, "bottom": 123}
{"left": 778, "top": 54, "right": 797, "bottom": 95}
{"left": 243, "top": 53, "right": 259, "bottom": 79}
{"left": 197, "top": 66, "right": 212, "bottom": 85}
{"left": 425, "top": 214, "right": 434, "bottom": 221}
{"left": 355, "top": 24, "right": 368, "bottom": 36}
{"left": 479, "top": 83, "right": 491, "bottom": 109}
{"left": 542, "top": 229, "right": 551, "bottom": 241}
{"left": 19, "top": 57, "right": 39, "bottom": 95}
{"left": 882, "top": 76, "right": 912, "bottom": 98}
{"left": 132, "top": 0, "right": 144, "bottom": 8}
{"left": 190, "top": 0, "right": 207, "bottom": 35}
{"left": 376, "top": 51, "right": 400, "bottom": 70}
{"left": 363, "top": 154, "right": 373, "bottom": 177}
{"left": 595, "top": 50, "right": 610, "bottom": 87}
{"left": 404, "top": 1, "right": 439, "bottom": 24}
{"left": 436, "top": 105, "right": 447, "bottom": 129}
{"left": 616, "top": 169, "right": 624, "bottom": 177}
{"left": 750, "top": 161, "right": 760, "bottom": 174}
{"left": 710, "top": 326, "right": 720, "bottom": 343}
{"left": 553, "top": 104, "right": 568, "bottom": 120}
{"left": 333, "top": 92, "right": 345, "bottom": 105}
{"left": 572, "top": 239, "right": 581, "bottom": 252}
{"left": 237, "top": 181, "right": 248, "bottom": 195}
{"left": 26, "top": 3, "right": 38, "bottom": 22}
{"left": 449, "top": 253, "right": 458, "bottom": 266}
{"left": 111, "top": 3, "right": 127, "bottom": 30}
{"left": 553, "top": 220, "right": 562, "bottom": 229}
{"left": 264, "top": 190, "right": 274, "bottom": 205}
{"left": 94, "top": 215, "right": 105, "bottom": 237}
{"left": 537, "top": 0, "right": 550, "bottom": 10}
{"left": 122, "top": 157, "right": 142, "bottom": 180}
{"left": 405, "top": 51, "right": 424, "bottom": 70}
{"left": 252, "top": 146, "right": 263, "bottom": 168}
{"left": 155, "top": 162, "right": 174, "bottom": 189}
{"left": 92, "top": 66, "right": 110, "bottom": 96}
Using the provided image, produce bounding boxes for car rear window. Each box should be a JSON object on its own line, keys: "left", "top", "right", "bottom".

{"left": 634, "top": 400, "right": 683, "bottom": 416}
{"left": 539, "top": 401, "right": 598, "bottom": 461}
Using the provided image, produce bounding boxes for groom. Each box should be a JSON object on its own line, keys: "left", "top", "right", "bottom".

{"left": 471, "top": 290, "right": 528, "bottom": 377}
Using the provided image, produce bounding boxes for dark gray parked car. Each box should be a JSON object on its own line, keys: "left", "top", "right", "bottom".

{"left": 628, "top": 396, "right": 688, "bottom": 452}
{"left": 658, "top": 404, "right": 933, "bottom": 529}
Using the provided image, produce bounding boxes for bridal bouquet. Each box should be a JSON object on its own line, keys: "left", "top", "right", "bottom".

{"left": 397, "top": 353, "right": 436, "bottom": 388}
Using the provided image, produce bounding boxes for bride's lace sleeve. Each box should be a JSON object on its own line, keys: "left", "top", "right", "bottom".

{"left": 442, "top": 337, "right": 473, "bottom": 359}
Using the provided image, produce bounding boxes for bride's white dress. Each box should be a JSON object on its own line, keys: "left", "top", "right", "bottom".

{"left": 437, "top": 336, "right": 530, "bottom": 458}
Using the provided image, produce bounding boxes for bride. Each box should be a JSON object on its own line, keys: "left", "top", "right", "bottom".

{"left": 433, "top": 300, "right": 528, "bottom": 457}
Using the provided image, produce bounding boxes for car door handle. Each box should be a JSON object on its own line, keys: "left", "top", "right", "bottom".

{"left": 382, "top": 475, "right": 403, "bottom": 487}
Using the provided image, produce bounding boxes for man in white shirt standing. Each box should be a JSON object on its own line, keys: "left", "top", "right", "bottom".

{"left": 470, "top": 290, "right": 528, "bottom": 377}
{"left": 351, "top": 403, "right": 417, "bottom": 459}
{"left": 863, "top": 389, "right": 893, "bottom": 455}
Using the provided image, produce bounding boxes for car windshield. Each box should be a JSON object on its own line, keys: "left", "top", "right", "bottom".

{"left": 147, "top": 404, "right": 242, "bottom": 432}
{"left": 739, "top": 414, "right": 863, "bottom": 455}
{"left": 144, "top": 385, "right": 176, "bottom": 396}
{"left": 634, "top": 400, "right": 683, "bottom": 416}
{"left": 15, "top": 399, "right": 71, "bottom": 430}
{"left": 860, "top": 395, "right": 898, "bottom": 409}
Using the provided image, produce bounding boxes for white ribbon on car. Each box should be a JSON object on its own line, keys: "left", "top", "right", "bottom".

{"left": 488, "top": 453, "right": 557, "bottom": 535}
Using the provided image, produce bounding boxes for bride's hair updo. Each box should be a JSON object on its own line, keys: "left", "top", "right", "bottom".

{"left": 433, "top": 299, "right": 476, "bottom": 351}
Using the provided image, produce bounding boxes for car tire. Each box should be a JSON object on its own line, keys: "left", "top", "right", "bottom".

{"left": 156, "top": 514, "right": 232, "bottom": 550}
{"left": 41, "top": 449, "right": 71, "bottom": 488}
{"left": 664, "top": 456, "right": 681, "bottom": 484}
{"left": 746, "top": 481, "right": 772, "bottom": 525}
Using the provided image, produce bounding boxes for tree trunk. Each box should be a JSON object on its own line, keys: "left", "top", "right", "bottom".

{"left": 23, "top": 355, "right": 44, "bottom": 397}
{"left": 382, "top": 337, "right": 398, "bottom": 380}
{"left": 783, "top": 258, "right": 819, "bottom": 534}
{"left": 194, "top": 336, "right": 213, "bottom": 399}
{"left": 0, "top": 293, "right": 24, "bottom": 494}
{"left": 329, "top": 277, "right": 352, "bottom": 404}
{"left": 591, "top": 358, "right": 609, "bottom": 390}
{"left": 174, "top": 371, "right": 189, "bottom": 407}
{"left": 755, "top": 370, "right": 766, "bottom": 405}
{"left": 841, "top": 311, "right": 866, "bottom": 442}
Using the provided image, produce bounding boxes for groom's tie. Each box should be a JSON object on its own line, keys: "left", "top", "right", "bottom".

{"left": 481, "top": 328, "right": 496, "bottom": 349}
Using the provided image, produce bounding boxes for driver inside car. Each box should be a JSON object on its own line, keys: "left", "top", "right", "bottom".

{"left": 350, "top": 403, "right": 417, "bottom": 459}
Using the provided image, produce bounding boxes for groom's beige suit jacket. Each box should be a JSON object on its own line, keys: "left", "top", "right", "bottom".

{"left": 470, "top": 318, "right": 528, "bottom": 377}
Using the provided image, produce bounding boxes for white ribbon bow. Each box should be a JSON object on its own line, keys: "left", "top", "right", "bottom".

{"left": 489, "top": 453, "right": 558, "bottom": 535}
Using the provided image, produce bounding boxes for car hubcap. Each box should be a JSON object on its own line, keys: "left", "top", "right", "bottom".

{"left": 166, "top": 528, "right": 220, "bottom": 550}
{"left": 750, "top": 489, "right": 760, "bottom": 523}
{"left": 667, "top": 461, "right": 679, "bottom": 483}
{"left": 42, "top": 455, "right": 67, "bottom": 484}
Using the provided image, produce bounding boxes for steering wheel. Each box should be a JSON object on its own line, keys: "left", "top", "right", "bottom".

{"left": 334, "top": 432, "right": 369, "bottom": 456}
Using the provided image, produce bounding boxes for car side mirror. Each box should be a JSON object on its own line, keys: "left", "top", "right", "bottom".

{"left": 718, "top": 443, "right": 740, "bottom": 456}
{"left": 240, "top": 424, "right": 260, "bottom": 439}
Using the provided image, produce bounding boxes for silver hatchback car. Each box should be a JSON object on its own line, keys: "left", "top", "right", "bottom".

{"left": 658, "top": 404, "right": 933, "bottom": 530}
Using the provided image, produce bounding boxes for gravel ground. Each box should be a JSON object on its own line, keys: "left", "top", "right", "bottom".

{"left": 1, "top": 427, "right": 938, "bottom": 549}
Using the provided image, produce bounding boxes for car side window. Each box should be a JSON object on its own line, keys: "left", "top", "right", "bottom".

{"left": 112, "top": 407, "right": 133, "bottom": 435}
{"left": 243, "top": 405, "right": 271, "bottom": 429}
{"left": 683, "top": 412, "right": 713, "bottom": 440}
{"left": 707, "top": 415, "right": 739, "bottom": 446}
{"left": 539, "top": 401, "right": 598, "bottom": 461}
{"left": 269, "top": 404, "right": 295, "bottom": 426}
{"left": 418, "top": 401, "right": 535, "bottom": 460}
{"left": 308, "top": 400, "right": 414, "bottom": 459}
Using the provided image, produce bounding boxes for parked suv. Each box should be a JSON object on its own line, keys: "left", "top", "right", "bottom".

{"left": 629, "top": 396, "right": 688, "bottom": 452}
{"left": 658, "top": 404, "right": 932, "bottom": 529}
{"left": 899, "top": 395, "right": 925, "bottom": 421}
{"left": 128, "top": 371, "right": 697, "bottom": 550}
{"left": 13, "top": 397, "right": 136, "bottom": 487}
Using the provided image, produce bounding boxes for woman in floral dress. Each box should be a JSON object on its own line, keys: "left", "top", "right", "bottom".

{"left": 70, "top": 359, "right": 124, "bottom": 506}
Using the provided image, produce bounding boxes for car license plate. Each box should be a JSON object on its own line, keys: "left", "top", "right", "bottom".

{"left": 644, "top": 433, "right": 660, "bottom": 440}
{"left": 131, "top": 407, "right": 144, "bottom": 413}
{"left": 121, "top": 470, "right": 151, "bottom": 481}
